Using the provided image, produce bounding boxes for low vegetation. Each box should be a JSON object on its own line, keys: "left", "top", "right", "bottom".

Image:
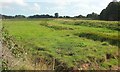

{"left": 2, "top": 19, "right": 119, "bottom": 70}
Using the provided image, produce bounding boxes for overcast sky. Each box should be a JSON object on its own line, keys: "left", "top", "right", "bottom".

{"left": 0, "top": 0, "right": 119, "bottom": 17}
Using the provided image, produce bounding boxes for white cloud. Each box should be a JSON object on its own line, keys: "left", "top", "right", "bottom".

{"left": 53, "top": 0, "right": 69, "bottom": 6}
{"left": 1, "top": 0, "right": 120, "bottom": 16}
{"left": 34, "top": 3, "right": 40, "bottom": 10}
{"left": 29, "top": 3, "right": 41, "bottom": 14}
{"left": 0, "top": 0, "right": 27, "bottom": 6}
{"left": 0, "top": 0, "right": 41, "bottom": 15}
{"left": 14, "top": 0, "right": 27, "bottom": 6}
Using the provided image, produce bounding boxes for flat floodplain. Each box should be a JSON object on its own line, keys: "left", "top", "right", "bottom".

{"left": 2, "top": 19, "right": 119, "bottom": 70}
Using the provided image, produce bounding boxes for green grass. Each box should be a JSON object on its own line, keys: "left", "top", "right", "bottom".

{"left": 2, "top": 19, "right": 119, "bottom": 70}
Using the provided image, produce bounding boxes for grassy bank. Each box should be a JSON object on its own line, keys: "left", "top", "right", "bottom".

{"left": 2, "top": 19, "right": 119, "bottom": 70}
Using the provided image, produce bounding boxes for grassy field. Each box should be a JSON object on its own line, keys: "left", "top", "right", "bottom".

{"left": 2, "top": 19, "right": 119, "bottom": 70}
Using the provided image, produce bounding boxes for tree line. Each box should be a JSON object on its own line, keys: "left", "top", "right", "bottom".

{"left": 100, "top": 1, "right": 120, "bottom": 21}
{"left": 0, "top": 13, "right": 97, "bottom": 19}
{"left": 0, "top": 1, "right": 119, "bottom": 21}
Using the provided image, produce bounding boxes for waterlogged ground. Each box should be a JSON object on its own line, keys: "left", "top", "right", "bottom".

{"left": 2, "top": 19, "right": 119, "bottom": 70}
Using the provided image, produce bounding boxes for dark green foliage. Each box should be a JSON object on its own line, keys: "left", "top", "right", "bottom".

{"left": 0, "top": 14, "right": 2, "bottom": 19}
{"left": 55, "top": 13, "right": 59, "bottom": 18}
{"left": 63, "top": 16, "right": 71, "bottom": 18}
{"left": 100, "top": 9, "right": 107, "bottom": 20}
{"left": 87, "top": 12, "right": 99, "bottom": 19}
{"left": 2, "top": 59, "right": 8, "bottom": 70}
{"left": 74, "top": 15, "right": 86, "bottom": 18}
{"left": 2, "top": 15, "right": 14, "bottom": 19}
{"left": 100, "top": 1, "right": 120, "bottom": 21}
{"left": 75, "top": 32, "right": 120, "bottom": 47}
{"left": 15, "top": 15, "right": 26, "bottom": 18}
{"left": 28, "top": 14, "right": 54, "bottom": 18}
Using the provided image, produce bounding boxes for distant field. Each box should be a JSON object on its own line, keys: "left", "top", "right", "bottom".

{"left": 2, "top": 19, "right": 119, "bottom": 70}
